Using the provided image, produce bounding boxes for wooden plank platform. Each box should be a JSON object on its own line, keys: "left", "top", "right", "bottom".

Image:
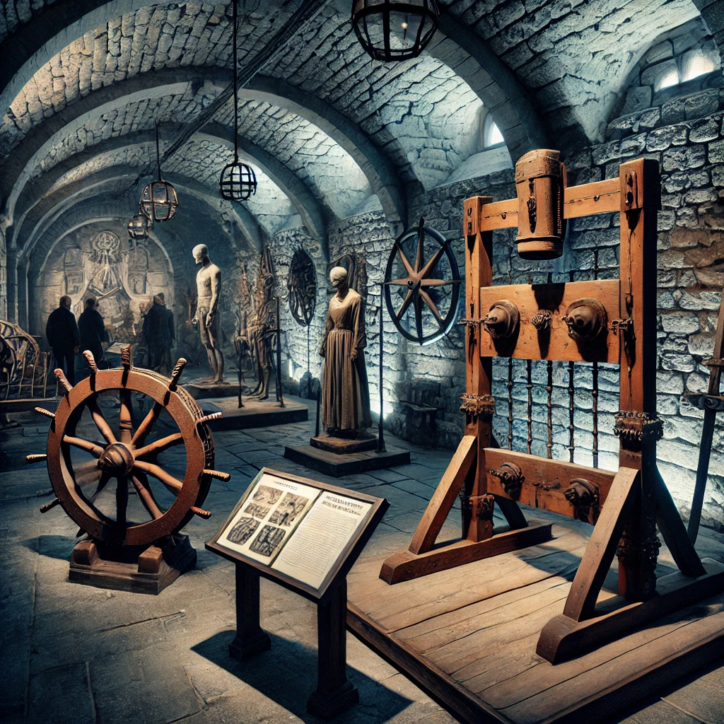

{"left": 199, "top": 397, "right": 308, "bottom": 431}
{"left": 284, "top": 444, "right": 410, "bottom": 477}
{"left": 347, "top": 523, "right": 724, "bottom": 724}
{"left": 186, "top": 382, "right": 240, "bottom": 400}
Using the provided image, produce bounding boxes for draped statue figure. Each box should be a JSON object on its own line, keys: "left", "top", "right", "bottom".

{"left": 319, "top": 266, "right": 372, "bottom": 437}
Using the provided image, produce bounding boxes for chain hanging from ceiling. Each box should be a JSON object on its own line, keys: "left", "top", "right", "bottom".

{"left": 140, "top": 123, "right": 179, "bottom": 222}
{"left": 219, "top": 0, "right": 258, "bottom": 202}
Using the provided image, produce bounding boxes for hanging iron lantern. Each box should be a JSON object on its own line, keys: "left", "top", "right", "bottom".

{"left": 140, "top": 122, "right": 179, "bottom": 222}
{"left": 219, "top": 0, "right": 258, "bottom": 202}
{"left": 127, "top": 210, "right": 151, "bottom": 240}
{"left": 351, "top": 0, "right": 440, "bottom": 62}
{"left": 220, "top": 159, "right": 257, "bottom": 201}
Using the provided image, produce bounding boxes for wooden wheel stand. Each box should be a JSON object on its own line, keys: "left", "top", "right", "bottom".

{"left": 346, "top": 155, "right": 724, "bottom": 723}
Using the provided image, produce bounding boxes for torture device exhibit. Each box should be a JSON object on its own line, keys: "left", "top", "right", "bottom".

{"left": 28, "top": 346, "right": 229, "bottom": 593}
{"left": 0, "top": 319, "right": 52, "bottom": 404}
{"left": 384, "top": 217, "right": 462, "bottom": 345}
{"left": 362, "top": 150, "right": 724, "bottom": 663}
{"left": 288, "top": 247, "right": 317, "bottom": 327}
{"left": 235, "top": 247, "right": 284, "bottom": 404}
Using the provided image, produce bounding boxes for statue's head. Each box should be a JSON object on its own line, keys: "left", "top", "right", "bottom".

{"left": 192, "top": 244, "right": 209, "bottom": 265}
{"left": 329, "top": 266, "right": 348, "bottom": 290}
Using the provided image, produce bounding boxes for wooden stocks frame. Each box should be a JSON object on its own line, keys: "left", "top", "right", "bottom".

{"left": 380, "top": 157, "right": 724, "bottom": 663}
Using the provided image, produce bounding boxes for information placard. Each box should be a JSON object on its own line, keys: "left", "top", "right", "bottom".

{"left": 207, "top": 468, "right": 388, "bottom": 600}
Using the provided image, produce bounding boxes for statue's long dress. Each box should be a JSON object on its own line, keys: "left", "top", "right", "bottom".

{"left": 320, "top": 289, "right": 372, "bottom": 434}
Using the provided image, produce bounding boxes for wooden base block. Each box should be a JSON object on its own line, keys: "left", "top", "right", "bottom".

{"left": 537, "top": 558, "right": 724, "bottom": 663}
{"left": 229, "top": 630, "right": 272, "bottom": 661}
{"left": 311, "top": 433, "right": 377, "bottom": 454}
{"left": 198, "top": 397, "right": 308, "bottom": 431}
{"left": 186, "top": 382, "right": 239, "bottom": 400}
{"left": 68, "top": 534, "right": 196, "bottom": 594}
{"left": 380, "top": 522, "right": 553, "bottom": 584}
{"left": 307, "top": 680, "right": 359, "bottom": 720}
{"left": 284, "top": 444, "right": 410, "bottom": 477}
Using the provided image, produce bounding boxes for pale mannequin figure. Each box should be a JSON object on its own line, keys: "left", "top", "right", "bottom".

{"left": 319, "top": 266, "right": 372, "bottom": 437}
{"left": 192, "top": 244, "right": 224, "bottom": 384}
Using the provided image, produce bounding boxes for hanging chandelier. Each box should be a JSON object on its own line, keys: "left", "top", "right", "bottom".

{"left": 351, "top": 0, "right": 440, "bottom": 62}
{"left": 140, "top": 122, "right": 179, "bottom": 222}
{"left": 127, "top": 208, "right": 152, "bottom": 240}
{"left": 219, "top": 0, "right": 257, "bottom": 201}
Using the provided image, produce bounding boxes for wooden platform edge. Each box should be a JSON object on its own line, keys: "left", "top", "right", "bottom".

{"left": 346, "top": 602, "right": 505, "bottom": 724}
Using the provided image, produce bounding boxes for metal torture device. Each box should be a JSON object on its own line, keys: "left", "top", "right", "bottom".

{"left": 28, "top": 345, "right": 229, "bottom": 593}
{"left": 381, "top": 152, "right": 724, "bottom": 663}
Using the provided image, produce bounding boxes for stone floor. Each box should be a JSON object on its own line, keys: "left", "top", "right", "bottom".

{"left": 1, "top": 392, "right": 723, "bottom": 724}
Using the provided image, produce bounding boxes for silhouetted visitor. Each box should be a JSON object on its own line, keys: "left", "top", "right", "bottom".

{"left": 45, "top": 295, "right": 80, "bottom": 384}
{"left": 143, "top": 293, "right": 175, "bottom": 373}
{"left": 79, "top": 298, "right": 107, "bottom": 366}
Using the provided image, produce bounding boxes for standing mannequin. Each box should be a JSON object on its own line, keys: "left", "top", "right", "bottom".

{"left": 192, "top": 244, "right": 224, "bottom": 384}
{"left": 319, "top": 266, "right": 372, "bottom": 437}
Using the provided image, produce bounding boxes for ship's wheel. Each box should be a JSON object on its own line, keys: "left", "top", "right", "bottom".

{"left": 384, "top": 218, "right": 462, "bottom": 345}
{"left": 30, "top": 345, "right": 228, "bottom": 547}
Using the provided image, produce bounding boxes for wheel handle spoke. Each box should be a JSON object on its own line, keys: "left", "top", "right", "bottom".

{"left": 131, "top": 402, "right": 163, "bottom": 447}
{"left": 419, "top": 289, "right": 444, "bottom": 325}
{"left": 134, "top": 432, "right": 184, "bottom": 459}
{"left": 131, "top": 475, "right": 163, "bottom": 520}
{"left": 86, "top": 398, "right": 117, "bottom": 445}
{"left": 64, "top": 435, "right": 105, "bottom": 458}
{"left": 396, "top": 289, "right": 415, "bottom": 322}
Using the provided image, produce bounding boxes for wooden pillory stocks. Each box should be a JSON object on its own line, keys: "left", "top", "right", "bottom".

{"left": 380, "top": 151, "right": 724, "bottom": 663}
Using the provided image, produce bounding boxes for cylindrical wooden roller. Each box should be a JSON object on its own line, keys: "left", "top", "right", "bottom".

{"left": 515, "top": 149, "right": 566, "bottom": 260}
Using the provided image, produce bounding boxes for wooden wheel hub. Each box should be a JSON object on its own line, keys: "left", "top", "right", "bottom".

{"left": 98, "top": 443, "right": 135, "bottom": 477}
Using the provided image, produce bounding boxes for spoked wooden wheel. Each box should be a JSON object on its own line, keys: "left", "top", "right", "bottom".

{"left": 31, "top": 346, "right": 228, "bottom": 547}
{"left": 384, "top": 217, "right": 462, "bottom": 345}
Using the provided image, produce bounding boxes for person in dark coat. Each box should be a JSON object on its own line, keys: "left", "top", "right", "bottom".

{"left": 78, "top": 298, "right": 107, "bottom": 366}
{"left": 143, "top": 293, "right": 174, "bottom": 373}
{"left": 45, "top": 295, "right": 80, "bottom": 384}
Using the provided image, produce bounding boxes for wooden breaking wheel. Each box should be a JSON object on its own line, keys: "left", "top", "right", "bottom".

{"left": 30, "top": 345, "right": 229, "bottom": 547}
{"left": 384, "top": 217, "right": 462, "bottom": 345}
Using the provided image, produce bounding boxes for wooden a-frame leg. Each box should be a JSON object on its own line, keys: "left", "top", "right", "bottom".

{"left": 653, "top": 466, "right": 705, "bottom": 578}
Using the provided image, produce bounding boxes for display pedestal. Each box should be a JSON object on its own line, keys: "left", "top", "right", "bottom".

{"left": 186, "top": 381, "right": 238, "bottom": 400}
{"left": 198, "top": 397, "right": 308, "bottom": 431}
{"left": 284, "top": 441, "right": 410, "bottom": 477}
{"left": 229, "top": 561, "right": 358, "bottom": 720}
{"left": 68, "top": 534, "right": 196, "bottom": 594}
{"left": 311, "top": 432, "right": 377, "bottom": 454}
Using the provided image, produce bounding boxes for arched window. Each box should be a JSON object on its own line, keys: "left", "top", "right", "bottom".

{"left": 483, "top": 114, "right": 505, "bottom": 149}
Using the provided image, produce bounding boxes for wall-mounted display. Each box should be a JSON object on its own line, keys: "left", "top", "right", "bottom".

{"left": 384, "top": 217, "right": 461, "bottom": 345}
{"left": 287, "top": 247, "right": 317, "bottom": 327}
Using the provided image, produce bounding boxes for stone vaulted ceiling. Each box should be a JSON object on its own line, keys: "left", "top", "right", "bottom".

{"left": 0, "top": 0, "right": 713, "bottom": 268}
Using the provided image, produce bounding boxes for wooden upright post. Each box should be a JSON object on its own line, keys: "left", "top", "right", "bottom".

{"left": 229, "top": 564, "right": 271, "bottom": 661}
{"left": 307, "top": 581, "right": 359, "bottom": 719}
{"left": 461, "top": 196, "right": 496, "bottom": 542}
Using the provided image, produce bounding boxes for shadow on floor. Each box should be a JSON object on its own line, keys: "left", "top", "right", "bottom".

{"left": 23, "top": 534, "right": 77, "bottom": 560}
{"left": 193, "top": 630, "right": 414, "bottom": 723}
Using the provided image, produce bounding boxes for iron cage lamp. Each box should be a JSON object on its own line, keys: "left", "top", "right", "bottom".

{"left": 219, "top": 0, "right": 258, "bottom": 202}
{"left": 351, "top": 0, "right": 440, "bottom": 62}
{"left": 140, "top": 123, "right": 179, "bottom": 223}
{"left": 220, "top": 158, "right": 257, "bottom": 201}
{"left": 127, "top": 209, "right": 151, "bottom": 240}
